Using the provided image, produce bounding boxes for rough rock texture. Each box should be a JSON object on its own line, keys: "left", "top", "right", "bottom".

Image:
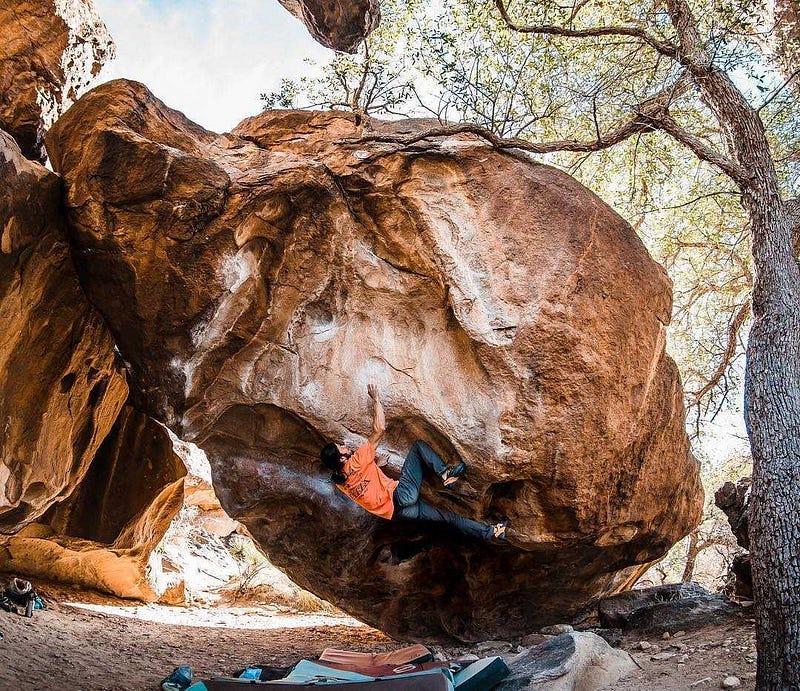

{"left": 46, "top": 79, "right": 703, "bottom": 641}
{"left": 714, "top": 477, "right": 750, "bottom": 550}
{"left": 43, "top": 405, "right": 187, "bottom": 545}
{"left": 0, "top": 405, "right": 187, "bottom": 602}
{"left": 276, "top": 0, "right": 379, "bottom": 52}
{"left": 497, "top": 632, "right": 637, "bottom": 690}
{"left": 0, "top": 128, "right": 128, "bottom": 535}
{"left": 715, "top": 477, "right": 752, "bottom": 598}
{"left": 0, "top": 0, "right": 113, "bottom": 161}
{"left": 597, "top": 583, "right": 742, "bottom": 634}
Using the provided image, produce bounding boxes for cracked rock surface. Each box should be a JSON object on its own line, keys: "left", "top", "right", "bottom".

{"left": 46, "top": 79, "right": 703, "bottom": 641}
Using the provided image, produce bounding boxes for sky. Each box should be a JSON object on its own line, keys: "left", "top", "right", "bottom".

{"left": 92, "top": 0, "right": 330, "bottom": 133}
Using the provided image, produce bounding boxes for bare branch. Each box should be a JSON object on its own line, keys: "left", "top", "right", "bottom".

{"left": 494, "top": 0, "right": 679, "bottom": 59}
{"left": 351, "top": 41, "right": 372, "bottom": 115}
{"left": 342, "top": 74, "right": 695, "bottom": 160}
{"left": 640, "top": 190, "right": 740, "bottom": 214}
{"left": 651, "top": 112, "right": 748, "bottom": 182}
{"left": 689, "top": 300, "right": 751, "bottom": 407}
{"left": 756, "top": 68, "right": 800, "bottom": 113}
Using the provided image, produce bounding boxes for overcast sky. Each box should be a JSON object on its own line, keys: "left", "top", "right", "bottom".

{"left": 92, "top": 0, "right": 330, "bottom": 133}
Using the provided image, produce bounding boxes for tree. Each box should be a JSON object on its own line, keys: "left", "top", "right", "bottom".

{"left": 267, "top": 0, "right": 800, "bottom": 683}
{"left": 261, "top": 0, "right": 423, "bottom": 119}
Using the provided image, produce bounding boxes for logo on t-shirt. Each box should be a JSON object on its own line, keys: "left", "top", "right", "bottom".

{"left": 349, "top": 478, "right": 370, "bottom": 500}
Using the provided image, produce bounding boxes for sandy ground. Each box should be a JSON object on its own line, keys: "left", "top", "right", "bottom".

{"left": 0, "top": 582, "right": 758, "bottom": 691}
{"left": 0, "top": 591, "right": 392, "bottom": 690}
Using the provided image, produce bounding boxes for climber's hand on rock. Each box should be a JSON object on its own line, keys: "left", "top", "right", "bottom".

{"left": 368, "top": 382, "right": 379, "bottom": 400}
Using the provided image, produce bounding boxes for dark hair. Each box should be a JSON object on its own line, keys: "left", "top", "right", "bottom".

{"left": 321, "top": 442, "right": 347, "bottom": 484}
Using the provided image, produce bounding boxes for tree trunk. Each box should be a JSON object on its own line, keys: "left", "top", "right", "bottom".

{"left": 682, "top": 531, "right": 700, "bottom": 583}
{"left": 745, "top": 199, "right": 800, "bottom": 689}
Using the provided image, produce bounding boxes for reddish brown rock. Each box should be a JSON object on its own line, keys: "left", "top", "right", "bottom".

{"left": 276, "top": 0, "right": 379, "bottom": 52}
{"left": 0, "top": 128, "right": 128, "bottom": 535}
{"left": 47, "top": 79, "right": 703, "bottom": 641}
{"left": 0, "top": 0, "right": 113, "bottom": 161}
{"left": 0, "top": 405, "right": 187, "bottom": 602}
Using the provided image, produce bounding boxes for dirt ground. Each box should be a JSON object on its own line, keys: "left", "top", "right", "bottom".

{"left": 608, "top": 618, "right": 758, "bottom": 690}
{"left": 0, "top": 582, "right": 757, "bottom": 690}
{"left": 0, "top": 583, "right": 393, "bottom": 691}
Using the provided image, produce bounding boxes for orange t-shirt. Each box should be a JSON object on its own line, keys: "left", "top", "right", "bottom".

{"left": 337, "top": 442, "right": 399, "bottom": 520}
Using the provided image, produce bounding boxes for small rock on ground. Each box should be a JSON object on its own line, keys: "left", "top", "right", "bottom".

{"left": 540, "top": 624, "right": 574, "bottom": 635}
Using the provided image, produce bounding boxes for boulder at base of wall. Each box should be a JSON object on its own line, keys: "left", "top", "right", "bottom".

{"left": 0, "top": 128, "right": 128, "bottom": 535}
{"left": 46, "top": 79, "right": 703, "bottom": 641}
{"left": 0, "top": 0, "right": 113, "bottom": 161}
{"left": 496, "top": 632, "right": 637, "bottom": 690}
{"left": 597, "top": 583, "right": 742, "bottom": 635}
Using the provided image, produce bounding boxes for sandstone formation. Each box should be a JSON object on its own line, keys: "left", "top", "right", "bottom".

{"left": 0, "top": 128, "right": 127, "bottom": 535}
{"left": 0, "top": 406, "right": 186, "bottom": 602}
{"left": 276, "top": 0, "right": 379, "bottom": 52}
{"left": 46, "top": 79, "right": 703, "bottom": 641}
{"left": 0, "top": 0, "right": 113, "bottom": 161}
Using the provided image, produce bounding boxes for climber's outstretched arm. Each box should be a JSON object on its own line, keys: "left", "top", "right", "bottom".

{"left": 367, "top": 383, "right": 385, "bottom": 447}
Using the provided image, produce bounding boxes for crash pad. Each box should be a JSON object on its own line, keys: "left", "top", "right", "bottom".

{"left": 187, "top": 660, "right": 455, "bottom": 690}
{"left": 319, "top": 644, "right": 432, "bottom": 667}
{"left": 453, "top": 656, "right": 510, "bottom": 691}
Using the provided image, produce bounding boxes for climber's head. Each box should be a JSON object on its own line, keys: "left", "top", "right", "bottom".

{"left": 321, "top": 442, "right": 350, "bottom": 484}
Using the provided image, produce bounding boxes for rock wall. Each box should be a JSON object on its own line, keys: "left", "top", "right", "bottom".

{"left": 276, "top": 0, "right": 380, "bottom": 52}
{"left": 43, "top": 405, "right": 187, "bottom": 545}
{"left": 46, "top": 79, "right": 703, "bottom": 641}
{"left": 0, "top": 0, "right": 113, "bottom": 161}
{"left": 0, "top": 128, "right": 128, "bottom": 535}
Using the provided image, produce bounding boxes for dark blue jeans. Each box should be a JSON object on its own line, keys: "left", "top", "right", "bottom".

{"left": 392, "top": 440, "right": 493, "bottom": 541}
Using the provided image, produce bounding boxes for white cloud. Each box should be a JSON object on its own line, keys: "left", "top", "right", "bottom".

{"left": 92, "top": 0, "right": 330, "bottom": 132}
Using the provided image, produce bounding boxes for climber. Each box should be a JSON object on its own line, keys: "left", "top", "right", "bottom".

{"left": 320, "top": 383, "right": 507, "bottom": 541}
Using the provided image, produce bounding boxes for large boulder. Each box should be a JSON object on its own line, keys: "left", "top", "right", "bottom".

{"left": 46, "top": 79, "right": 703, "bottom": 641}
{"left": 276, "top": 0, "right": 380, "bottom": 53}
{"left": 0, "top": 0, "right": 113, "bottom": 161}
{"left": 0, "top": 128, "right": 128, "bottom": 534}
{"left": 714, "top": 477, "right": 750, "bottom": 550}
{"left": 597, "top": 583, "right": 742, "bottom": 634}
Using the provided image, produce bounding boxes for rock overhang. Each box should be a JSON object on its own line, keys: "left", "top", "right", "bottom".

{"left": 44, "top": 78, "right": 704, "bottom": 641}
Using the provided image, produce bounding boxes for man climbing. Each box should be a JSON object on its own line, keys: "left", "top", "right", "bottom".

{"left": 320, "top": 383, "right": 507, "bottom": 541}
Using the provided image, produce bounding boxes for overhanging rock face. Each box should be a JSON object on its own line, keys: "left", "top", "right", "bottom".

{"left": 0, "top": 0, "right": 113, "bottom": 161}
{"left": 47, "top": 79, "right": 703, "bottom": 641}
{"left": 276, "top": 0, "right": 380, "bottom": 52}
